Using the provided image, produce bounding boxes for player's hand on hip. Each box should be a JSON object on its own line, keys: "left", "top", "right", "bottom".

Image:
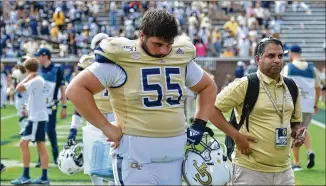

{"left": 102, "top": 123, "right": 122, "bottom": 148}
{"left": 187, "top": 118, "right": 207, "bottom": 145}
{"left": 60, "top": 108, "right": 67, "bottom": 119}
{"left": 234, "top": 133, "right": 257, "bottom": 155}
{"left": 109, "top": 140, "right": 120, "bottom": 149}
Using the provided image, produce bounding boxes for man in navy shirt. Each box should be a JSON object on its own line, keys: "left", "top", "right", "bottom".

{"left": 34, "top": 48, "right": 67, "bottom": 166}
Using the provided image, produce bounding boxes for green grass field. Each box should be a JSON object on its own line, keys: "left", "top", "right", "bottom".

{"left": 1, "top": 102, "right": 325, "bottom": 185}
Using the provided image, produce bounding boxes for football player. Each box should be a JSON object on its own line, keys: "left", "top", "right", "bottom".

{"left": 65, "top": 33, "right": 115, "bottom": 185}
{"left": 66, "top": 9, "right": 217, "bottom": 185}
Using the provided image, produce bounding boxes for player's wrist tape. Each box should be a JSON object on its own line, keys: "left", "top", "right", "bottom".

{"left": 192, "top": 118, "right": 207, "bottom": 130}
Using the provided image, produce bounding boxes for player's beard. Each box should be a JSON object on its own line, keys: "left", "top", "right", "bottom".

{"left": 141, "top": 38, "right": 167, "bottom": 58}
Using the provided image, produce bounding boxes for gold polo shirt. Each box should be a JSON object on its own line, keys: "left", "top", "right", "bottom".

{"left": 215, "top": 70, "right": 302, "bottom": 172}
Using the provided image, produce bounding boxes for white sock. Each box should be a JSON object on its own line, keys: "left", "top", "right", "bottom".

{"left": 90, "top": 175, "right": 104, "bottom": 185}
{"left": 71, "top": 115, "right": 81, "bottom": 129}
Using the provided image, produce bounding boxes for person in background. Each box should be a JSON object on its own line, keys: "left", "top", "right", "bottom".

{"left": 34, "top": 48, "right": 67, "bottom": 167}
{"left": 245, "top": 59, "right": 258, "bottom": 75}
{"left": 235, "top": 61, "right": 245, "bottom": 78}
{"left": 282, "top": 44, "right": 321, "bottom": 171}
{"left": 11, "top": 58, "right": 50, "bottom": 184}
{"left": 210, "top": 38, "right": 304, "bottom": 185}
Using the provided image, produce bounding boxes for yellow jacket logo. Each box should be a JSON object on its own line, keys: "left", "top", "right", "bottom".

{"left": 193, "top": 161, "right": 212, "bottom": 185}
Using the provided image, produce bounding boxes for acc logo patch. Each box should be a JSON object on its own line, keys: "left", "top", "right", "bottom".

{"left": 131, "top": 52, "right": 141, "bottom": 60}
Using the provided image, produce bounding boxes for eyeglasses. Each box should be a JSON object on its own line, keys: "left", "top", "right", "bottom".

{"left": 255, "top": 37, "right": 283, "bottom": 56}
{"left": 258, "top": 37, "right": 282, "bottom": 46}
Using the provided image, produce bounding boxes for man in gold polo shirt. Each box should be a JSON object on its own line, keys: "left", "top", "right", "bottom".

{"left": 210, "top": 38, "right": 304, "bottom": 185}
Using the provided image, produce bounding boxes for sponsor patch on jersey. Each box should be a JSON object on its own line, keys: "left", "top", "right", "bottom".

{"left": 122, "top": 46, "right": 136, "bottom": 52}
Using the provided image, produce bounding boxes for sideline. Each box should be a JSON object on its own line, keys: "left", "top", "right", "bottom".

{"left": 311, "top": 119, "right": 325, "bottom": 128}
{"left": 1, "top": 114, "right": 17, "bottom": 120}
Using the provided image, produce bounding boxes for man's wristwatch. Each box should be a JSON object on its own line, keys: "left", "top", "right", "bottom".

{"left": 62, "top": 104, "right": 67, "bottom": 109}
{"left": 314, "top": 105, "right": 317, "bottom": 109}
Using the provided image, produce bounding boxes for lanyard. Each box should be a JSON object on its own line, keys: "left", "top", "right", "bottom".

{"left": 259, "top": 77, "right": 287, "bottom": 127}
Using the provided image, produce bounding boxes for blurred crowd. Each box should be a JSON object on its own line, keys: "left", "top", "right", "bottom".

{"left": 0, "top": 1, "right": 312, "bottom": 58}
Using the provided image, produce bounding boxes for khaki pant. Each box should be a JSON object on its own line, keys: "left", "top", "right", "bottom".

{"left": 228, "top": 164, "right": 295, "bottom": 185}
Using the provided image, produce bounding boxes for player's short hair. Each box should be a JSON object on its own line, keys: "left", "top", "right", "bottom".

{"left": 140, "top": 9, "right": 179, "bottom": 42}
{"left": 255, "top": 37, "right": 284, "bottom": 57}
{"left": 23, "top": 58, "right": 39, "bottom": 72}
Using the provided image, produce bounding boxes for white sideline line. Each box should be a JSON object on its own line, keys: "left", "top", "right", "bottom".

{"left": 311, "top": 119, "right": 326, "bottom": 128}
{"left": 14, "top": 141, "right": 67, "bottom": 147}
{"left": 57, "top": 125, "right": 71, "bottom": 129}
{"left": 57, "top": 131, "right": 69, "bottom": 135}
{"left": 1, "top": 114, "right": 17, "bottom": 120}
{"left": 1, "top": 160, "right": 57, "bottom": 168}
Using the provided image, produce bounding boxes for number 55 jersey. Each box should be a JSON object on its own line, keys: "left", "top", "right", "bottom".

{"left": 94, "top": 36, "right": 203, "bottom": 138}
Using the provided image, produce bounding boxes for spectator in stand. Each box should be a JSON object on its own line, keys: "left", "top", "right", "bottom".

{"left": 247, "top": 12, "right": 258, "bottom": 30}
{"left": 50, "top": 23, "right": 60, "bottom": 41}
{"left": 52, "top": 7, "right": 65, "bottom": 30}
{"left": 238, "top": 35, "right": 251, "bottom": 57}
{"left": 237, "top": 10, "right": 247, "bottom": 28}
{"left": 23, "top": 39, "right": 39, "bottom": 57}
{"left": 292, "top": 1, "right": 311, "bottom": 14}
{"left": 211, "top": 27, "right": 223, "bottom": 57}
{"left": 237, "top": 23, "right": 249, "bottom": 42}
{"left": 262, "top": 24, "right": 273, "bottom": 38}
{"left": 223, "top": 47, "right": 235, "bottom": 57}
{"left": 125, "top": 20, "right": 135, "bottom": 39}
{"left": 174, "top": 3, "right": 185, "bottom": 26}
{"left": 188, "top": 13, "right": 199, "bottom": 41}
{"left": 223, "top": 16, "right": 239, "bottom": 37}
{"left": 221, "top": 1, "right": 232, "bottom": 15}
{"left": 40, "top": 20, "right": 50, "bottom": 38}
{"left": 109, "top": 2, "right": 118, "bottom": 28}
{"left": 195, "top": 39, "right": 207, "bottom": 57}
{"left": 198, "top": 26, "right": 210, "bottom": 45}
{"left": 275, "top": 1, "right": 287, "bottom": 17}
{"left": 254, "top": 1, "right": 265, "bottom": 27}
{"left": 246, "top": 2, "right": 256, "bottom": 18}
{"left": 91, "top": 1, "right": 100, "bottom": 17}
{"left": 270, "top": 15, "right": 283, "bottom": 39}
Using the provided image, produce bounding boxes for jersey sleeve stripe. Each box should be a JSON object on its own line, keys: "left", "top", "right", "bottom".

{"left": 95, "top": 54, "right": 116, "bottom": 64}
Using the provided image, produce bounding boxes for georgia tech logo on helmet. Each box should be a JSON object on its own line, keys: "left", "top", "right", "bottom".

{"left": 182, "top": 128, "right": 233, "bottom": 186}
{"left": 193, "top": 160, "right": 212, "bottom": 185}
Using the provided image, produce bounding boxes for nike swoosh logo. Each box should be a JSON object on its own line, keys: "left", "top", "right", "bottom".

{"left": 21, "top": 179, "right": 31, "bottom": 184}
